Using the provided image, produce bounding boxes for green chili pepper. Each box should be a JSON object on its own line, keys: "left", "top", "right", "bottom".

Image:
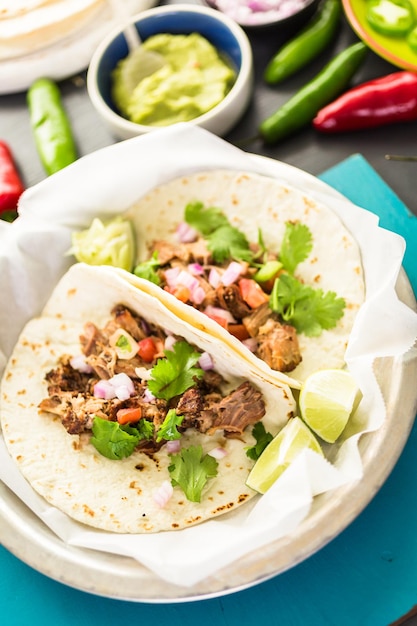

{"left": 264, "top": 0, "right": 342, "bottom": 85}
{"left": 366, "top": 0, "right": 415, "bottom": 37}
{"left": 27, "top": 78, "right": 77, "bottom": 176}
{"left": 259, "top": 41, "right": 368, "bottom": 144}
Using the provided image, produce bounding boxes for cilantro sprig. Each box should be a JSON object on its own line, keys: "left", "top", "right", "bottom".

{"left": 133, "top": 251, "right": 161, "bottom": 285}
{"left": 270, "top": 273, "right": 346, "bottom": 337}
{"left": 90, "top": 416, "right": 154, "bottom": 460}
{"left": 156, "top": 409, "right": 184, "bottom": 442}
{"left": 148, "top": 340, "right": 204, "bottom": 401}
{"left": 184, "top": 201, "right": 253, "bottom": 263}
{"left": 246, "top": 422, "right": 273, "bottom": 461}
{"left": 168, "top": 444, "right": 219, "bottom": 502}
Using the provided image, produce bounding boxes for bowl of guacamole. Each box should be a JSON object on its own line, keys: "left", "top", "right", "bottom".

{"left": 87, "top": 4, "right": 254, "bottom": 139}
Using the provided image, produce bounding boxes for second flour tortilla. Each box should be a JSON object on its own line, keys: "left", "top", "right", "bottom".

{"left": 123, "top": 169, "right": 365, "bottom": 384}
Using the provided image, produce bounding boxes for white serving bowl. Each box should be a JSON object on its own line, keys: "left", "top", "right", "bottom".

{"left": 86, "top": 3, "right": 254, "bottom": 140}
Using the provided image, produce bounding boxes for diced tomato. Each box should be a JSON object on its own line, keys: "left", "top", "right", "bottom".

{"left": 228, "top": 323, "right": 250, "bottom": 341}
{"left": 137, "top": 337, "right": 158, "bottom": 363}
{"left": 117, "top": 407, "right": 143, "bottom": 424}
{"left": 164, "top": 284, "right": 191, "bottom": 303}
{"left": 238, "top": 278, "right": 269, "bottom": 309}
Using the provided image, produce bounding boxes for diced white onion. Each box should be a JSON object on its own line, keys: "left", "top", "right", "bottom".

{"left": 153, "top": 480, "right": 174, "bottom": 508}
{"left": 134, "top": 366, "right": 152, "bottom": 381}
{"left": 70, "top": 354, "right": 93, "bottom": 374}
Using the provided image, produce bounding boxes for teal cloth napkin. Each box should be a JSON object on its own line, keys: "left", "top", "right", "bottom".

{"left": 320, "top": 152, "right": 417, "bottom": 293}
{"left": 1, "top": 154, "right": 416, "bottom": 626}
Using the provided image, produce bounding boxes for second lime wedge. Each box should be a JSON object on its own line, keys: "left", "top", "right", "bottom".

{"left": 246, "top": 417, "right": 323, "bottom": 494}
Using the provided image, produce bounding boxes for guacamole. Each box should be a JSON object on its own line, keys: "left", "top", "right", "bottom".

{"left": 111, "top": 33, "right": 236, "bottom": 126}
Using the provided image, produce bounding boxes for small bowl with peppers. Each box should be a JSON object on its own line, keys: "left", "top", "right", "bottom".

{"left": 86, "top": 4, "right": 254, "bottom": 140}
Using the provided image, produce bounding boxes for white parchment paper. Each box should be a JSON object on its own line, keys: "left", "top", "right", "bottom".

{"left": 1, "top": 124, "right": 416, "bottom": 587}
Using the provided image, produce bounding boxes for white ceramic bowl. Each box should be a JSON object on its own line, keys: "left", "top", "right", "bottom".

{"left": 86, "top": 4, "right": 254, "bottom": 140}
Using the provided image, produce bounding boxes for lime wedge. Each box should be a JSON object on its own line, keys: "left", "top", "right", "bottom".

{"left": 299, "top": 369, "right": 359, "bottom": 443}
{"left": 246, "top": 417, "right": 323, "bottom": 494}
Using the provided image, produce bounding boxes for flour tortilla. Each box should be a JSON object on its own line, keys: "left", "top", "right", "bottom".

{"left": 122, "top": 169, "right": 365, "bottom": 385}
{"left": 0, "top": 263, "right": 295, "bottom": 533}
{"left": 0, "top": 0, "right": 103, "bottom": 60}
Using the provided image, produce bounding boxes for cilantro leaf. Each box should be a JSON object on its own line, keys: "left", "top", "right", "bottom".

{"left": 246, "top": 422, "right": 273, "bottom": 461}
{"left": 147, "top": 341, "right": 204, "bottom": 401}
{"left": 207, "top": 225, "right": 253, "bottom": 263}
{"left": 270, "top": 274, "right": 345, "bottom": 337}
{"left": 168, "top": 445, "right": 219, "bottom": 502}
{"left": 184, "top": 201, "right": 229, "bottom": 235}
{"left": 156, "top": 409, "right": 184, "bottom": 442}
{"left": 90, "top": 417, "right": 141, "bottom": 460}
{"left": 133, "top": 252, "right": 161, "bottom": 285}
{"left": 280, "top": 222, "right": 313, "bottom": 274}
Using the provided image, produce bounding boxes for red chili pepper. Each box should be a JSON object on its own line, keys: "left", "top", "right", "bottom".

{"left": 313, "top": 71, "right": 417, "bottom": 132}
{"left": 0, "top": 140, "right": 25, "bottom": 214}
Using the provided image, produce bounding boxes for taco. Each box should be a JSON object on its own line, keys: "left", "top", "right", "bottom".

{"left": 120, "top": 169, "right": 365, "bottom": 385}
{"left": 0, "top": 263, "right": 295, "bottom": 533}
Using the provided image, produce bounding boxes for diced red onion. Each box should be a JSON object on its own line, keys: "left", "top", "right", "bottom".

{"left": 204, "top": 305, "right": 236, "bottom": 324}
{"left": 177, "top": 270, "right": 199, "bottom": 291}
{"left": 165, "top": 439, "right": 181, "bottom": 453}
{"left": 135, "top": 366, "right": 152, "bottom": 381}
{"left": 93, "top": 379, "right": 116, "bottom": 400}
{"left": 176, "top": 222, "right": 198, "bottom": 243}
{"left": 190, "top": 285, "right": 206, "bottom": 305}
{"left": 188, "top": 262, "right": 204, "bottom": 276}
{"left": 70, "top": 354, "right": 93, "bottom": 374}
{"left": 221, "top": 261, "right": 243, "bottom": 286}
{"left": 94, "top": 373, "right": 135, "bottom": 400}
{"left": 142, "top": 388, "right": 155, "bottom": 402}
{"left": 153, "top": 480, "right": 174, "bottom": 508}
{"left": 208, "top": 446, "right": 228, "bottom": 459}
{"left": 242, "top": 337, "right": 258, "bottom": 352}
{"left": 164, "top": 334, "right": 177, "bottom": 352}
{"left": 164, "top": 266, "right": 181, "bottom": 287}
{"left": 198, "top": 351, "right": 214, "bottom": 371}
{"left": 208, "top": 268, "right": 221, "bottom": 288}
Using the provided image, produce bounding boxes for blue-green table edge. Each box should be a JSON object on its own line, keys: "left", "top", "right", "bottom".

{"left": 1, "top": 153, "right": 416, "bottom": 626}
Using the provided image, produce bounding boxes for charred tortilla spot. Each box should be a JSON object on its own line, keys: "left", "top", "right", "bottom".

{"left": 172, "top": 523, "right": 179, "bottom": 528}
{"left": 67, "top": 288, "right": 77, "bottom": 297}
{"left": 212, "top": 502, "right": 235, "bottom": 514}
{"left": 135, "top": 463, "right": 145, "bottom": 471}
{"left": 238, "top": 494, "right": 249, "bottom": 503}
{"left": 129, "top": 481, "right": 143, "bottom": 495}
{"left": 82, "top": 504, "right": 95, "bottom": 517}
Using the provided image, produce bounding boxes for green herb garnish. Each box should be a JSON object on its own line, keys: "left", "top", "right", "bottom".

{"left": 168, "top": 444, "right": 219, "bottom": 502}
{"left": 156, "top": 409, "right": 184, "bottom": 442}
{"left": 147, "top": 340, "right": 204, "bottom": 401}
{"left": 90, "top": 417, "right": 153, "bottom": 460}
{"left": 246, "top": 422, "right": 274, "bottom": 461}
{"left": 279, "top": 222, "right": 313, "bottom": 274}
{"left": 133, "top": 251, "right": 161, "bottom": 285}
{"left": 184, "top": 201, "right": 253, "bottom": 263}
{"left": 270, "top": 273, "right": 346, "bottom": 337}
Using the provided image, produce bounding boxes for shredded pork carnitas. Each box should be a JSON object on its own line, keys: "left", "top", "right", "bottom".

{"left": 39, "top": 305, "right": 266, "bottom": 451}
{"left": 148, "top": 237, "right": 302, "bottom": 372}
